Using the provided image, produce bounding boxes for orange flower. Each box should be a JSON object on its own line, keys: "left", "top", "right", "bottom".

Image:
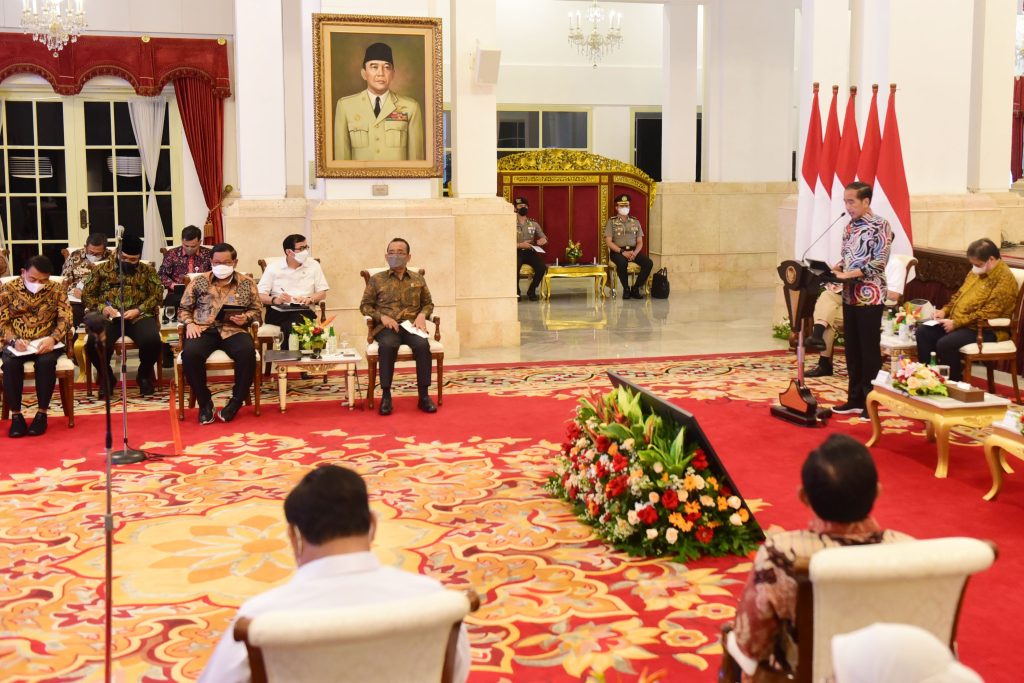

{"left": 739, "top": 508, "right": 750, "bottom": 522}
{"left": 607, "top": 442, "right": 619, "bottom": 457}
{"left": 706, "top": 476, "right": 718, "bottom": 490}
{"left": 668, "top": 512, "right": 693, "bottom": 532}
{"left": 716, "top": 496, "right": 728, "bottom": 511}
{"left": 684, "top": 501, "right": 701, "bottom": 516}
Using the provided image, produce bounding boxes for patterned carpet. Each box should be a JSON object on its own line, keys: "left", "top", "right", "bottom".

{"left": 0, "top": 352, "right": 1018, "bottom": 682}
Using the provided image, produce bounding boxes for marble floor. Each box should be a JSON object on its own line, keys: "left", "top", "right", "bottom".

{"left": 453, "top": 284, "right": 787, "bottom": 365}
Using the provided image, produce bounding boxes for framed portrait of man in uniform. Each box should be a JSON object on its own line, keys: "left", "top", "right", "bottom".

{"left": 313, "top": 14, "right": 443, "bottom": 178}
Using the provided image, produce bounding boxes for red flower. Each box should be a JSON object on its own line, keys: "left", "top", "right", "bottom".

{"left": 567, "top": 422, "right": 581, "bottom": 440}
{"left": 721, "top": 484, "right": 733, "bottom": 498}
{"left": 312, "top": 327, "right": 324, "bottom": 336}
{"left": 612, "top": 452, "right": 629, "bottom": 473}
{"left": 695, "top": 526, "right": 714, "bottom": 544}
{"left": 662, "top": 489, "right": 680, "bottom": 511}
{"left": 691, "top": 449, "right": 709, "bottom": 470}
{"left": 595, "top": 435, "right": 611, "bottom": 453}
{"left": 594, "top": 461, "right": 609, "bottom": 480}
{"left": 686, "top": 512, "right": 701, "bottom": 522}
{"left": 637, "top": 505, "right": 659, "bottom": 525}
{"left": 567, "top": 485, "right": 578, "bottom": 500}
{"left": 587, "top": 499, "right": 601, "bottom": 517}
{"left": 605, "top": 475, "right": 628, "bottom": 498}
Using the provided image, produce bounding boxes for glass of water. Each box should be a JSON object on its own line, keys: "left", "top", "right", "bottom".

{"left": 164, "top": 306, "right": 176, "bottom": 326}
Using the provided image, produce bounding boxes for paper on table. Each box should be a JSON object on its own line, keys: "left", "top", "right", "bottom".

{"left": 400, "top": 320, "right": 430, "bottom": 338}
{"left": 531, "top": 245, "right": 546, "bottom": 253}
{"left": 921, "top": 319, "right": 942, "bottom": 326}
{"left": 9, "top": 337, "right": 66, "bottom": 357}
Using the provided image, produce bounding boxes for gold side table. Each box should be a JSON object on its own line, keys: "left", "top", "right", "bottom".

{"left": 865, "top": 381, "right": 1010, "bottom": 479}
{"left": 541, "top": 264, "right": 608, "bottom": 300}
{"left": 980, "top": 424, "right": 1023, "bottom": 501}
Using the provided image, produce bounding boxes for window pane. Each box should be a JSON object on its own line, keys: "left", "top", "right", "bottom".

{"left": 443, "top": 110, "right": 450, "bottom": 148}
{"left": 7, "top": 156, "right": 37, "bottom": 193}
{"left": 111, "top": 153, "right": 144, "bottom": 192}
{"left": 114, "top": 102, "right": 136, "bottom": 146}
{"left": 9, "top": 196, "right": 38, "bottom": 240}
{"left": 161, "top": 108, "right": 170, "bottom": 145}
{"left": 0, "top": 155, "right": 5, "bottom": 193}
{"left": 0, "top": 204, "right": 8, "bottom": 245}
{"left": 12, "top": 243, "right": 37, "bottom": 271}
{"left": 37, "top": 150, "right": 66, "bottom": 194}
{"left": 40, "top": 196, "right": 68, "bottom": 241}
{"left": 542, "top": 112, "right": 587, "bottom": 148}
{"left": 157, "top": 195, "right": 172, "bottom": 240}
{"left": 86, "top": 149, "right": 114, "bottom": 192}
{"left": 154, "top": 149, "right": 171, "bottom": 191}
{"left": 497, "top": 111, "right": 539, "bottom": 148}
{"left": 88, "top": 195, "right": 115, "bottom": 237}
{"left": 42, "top": 243, "right": 65, "bottom": 274}
{"left": 36, "top": 102, "right": 64, "bottom": 146}
{"left": 85, "top": 102, "right": 112, "bottom": 146}
{"left": 6, "top": 101, "right": 34, "bottom": 146}
{"left": 117, "top": 195, "right": 144, "bottom": 238}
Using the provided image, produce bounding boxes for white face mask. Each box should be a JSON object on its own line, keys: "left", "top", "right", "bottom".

{"left": 86, "top": 253, "right": 102, "bottom": 263}
{"left": 971, "top": 265, "right": 985, "bottom": 275}
{"left": 24, "top": 278, "right": 43, "bottom": 294}
{"left": 292, "top": 250, "right": 310, "bottom": 265}
{"left": 617, "top": 207, "right": 629, "bottom": 217}
{"left": 211, "top": 264, "right": 235, "bottom": 279}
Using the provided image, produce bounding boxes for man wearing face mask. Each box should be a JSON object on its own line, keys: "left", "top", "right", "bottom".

{"left": 604, "top": 194, "right": 653, "bottom": 299}
{"left": 258, "top": 234, "right": 329, "bottom": 350}
{"left": 199, "top": 465, "right": 471, "bottom": 683}
{"left": 178, "top": 243, "right": 262, "bottom": 424}
{"left": 514, "top": 196, "right": 547, "bottom": 301}
{"left": 0, "top": 255, "right": 72, "bottom": 437}
{"left": 82, "top": 234, "right": 163, "bottom": 398}
{"left": 158, "top": 225, "right": 212, "bottom": 308}
{"left": 360, "top": 238, "right": 436, "bottom": 415}
{"left": 915, "top": 238, "right": 1018, "bottom": 382}
{"left": 60, "top": 232, "right": 113, "bottom": 329}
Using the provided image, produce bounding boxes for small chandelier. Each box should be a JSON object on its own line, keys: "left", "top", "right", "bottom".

{"left": 567, "top": 1, "right": 623, "bottom": 69}
{"left": 21, "top": 0, "right": 87, "bottom": 58}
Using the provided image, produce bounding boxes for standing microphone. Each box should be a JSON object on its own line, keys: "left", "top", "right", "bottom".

{"left": 114, "top": 224, "right": 125, "bottom": 248}
{"left": 800, "top": 212, "right": 846, "bottom": 263}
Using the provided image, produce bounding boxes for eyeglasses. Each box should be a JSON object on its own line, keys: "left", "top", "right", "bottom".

{"left": 292, "top": 245, "right": 310, "bottom": 252}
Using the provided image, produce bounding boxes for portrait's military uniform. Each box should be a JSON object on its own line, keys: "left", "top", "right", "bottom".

{"left": 334, "top": 91, "right": 425, "bottom": 162}
{"left": 514, "top": 197, "right": 546, "bottom": 301}
{"left": 605, "top": 193, "right": 654, "bottom": 299}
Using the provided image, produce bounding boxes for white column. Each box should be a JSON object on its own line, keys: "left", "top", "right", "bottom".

{"left": 449, "top": 0, "right": 498, "bottom": 198}
{"left": 801, "top": 1, "right": 851, "bottom": 160}
{"left": 234, "top": 0, "right": 287, "bottom": 199}
{"left": 661, "top": 0, "right": 699, "bottom": 182}
{"left": 702, "top": 0, "right": 798, "bottom": 182}
{"left": 967, "top": 0, "right": 1017, "bottom": 192}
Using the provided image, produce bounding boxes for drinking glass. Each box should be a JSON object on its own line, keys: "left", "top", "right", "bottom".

{"left": 164, "top": 306, "right": 176, "bottom": 326}
{"left": 936, "top": 364, "right": 951, "bottom": 379}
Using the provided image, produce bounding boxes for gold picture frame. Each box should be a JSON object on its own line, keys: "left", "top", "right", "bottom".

{"left": 313, "top": 13, "right": 443, "bottom": 178}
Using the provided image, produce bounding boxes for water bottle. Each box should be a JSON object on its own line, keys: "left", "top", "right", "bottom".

{"left": 326, "top": 327, "right": 338, "bottom": 354}
{"left": 289, "top": 333, "right": 299, "bottom": 352}
{"left": 929, "top": 352, "right": 937, "bottom": 367}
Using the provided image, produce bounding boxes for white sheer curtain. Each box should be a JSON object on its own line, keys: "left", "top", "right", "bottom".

{"left": 128, "top": 98, "right": 166, "bottom": 264}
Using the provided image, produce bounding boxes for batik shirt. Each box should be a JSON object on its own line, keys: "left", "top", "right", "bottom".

{"left": 359, "top": 269, "right": 433, "bottom": 337}
{"left": 61, "top": 247, "right": 113, "bottom": 293}
{"left": 0, "top": 278, "right": 72, "bottom": 344}
{"left": 178, "top": 272, "right": 262, "bottom": 339}
{"left": 158, "top": 245, "right": 213, "bottom": 289}
{"left": 732, "top": 517, "right": 911, "bottom": 677}
{"left": 516, "top": 218, "right": 546, "bottom": 246}
{"left": 81, "top": 259, "right": 163, "bottom": 318}
{"left": 840, "top": 213, "right": 893, "bottom": 306}
{"left": 944, "top": 260, "right": 1019, "bottom": 340}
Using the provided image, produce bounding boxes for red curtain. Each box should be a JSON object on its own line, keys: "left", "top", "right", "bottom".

{"left": 175, "top": 77, "right": 225, "bottom": 243}
{"left": 1013, "top": 78, "right": 1024, "bottom": 183}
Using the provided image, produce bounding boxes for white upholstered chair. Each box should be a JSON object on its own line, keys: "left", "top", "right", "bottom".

{"left": 885, "top": 253, "right": 918, "bottom": 304}
{"left": 233, "top": 589, "right": 477, "bottom": 683}
{"left": 171, "top": 321, "right": 262, "bottom": 420}
{"left": 360, "top": 267, "right": 444, "bottom": 409}
{"left": 958, "top": 266, "right": 1024, "bottom": 403}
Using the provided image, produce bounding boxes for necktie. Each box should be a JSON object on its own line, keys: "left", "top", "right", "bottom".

{"left": 374, "top": 96, "right": 381, "bottom": 118}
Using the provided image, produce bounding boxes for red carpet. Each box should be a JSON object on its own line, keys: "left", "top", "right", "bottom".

{"left": 0, "top": 353, "right": 1018, "bottom": 681}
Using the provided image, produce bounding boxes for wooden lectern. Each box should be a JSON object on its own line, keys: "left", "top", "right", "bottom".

{"left": 772, "top": 260, "right": 832, "bottom": 426}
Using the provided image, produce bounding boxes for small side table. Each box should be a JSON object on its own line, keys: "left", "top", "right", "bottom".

{"left": 541, "top": 264, "right": 608, "bottom": 300}
{"left": 981, "top": 423, "right": 1023, "bottom": 501}
{"left": 267, "top": 350, "right": 362, "bottom": 412}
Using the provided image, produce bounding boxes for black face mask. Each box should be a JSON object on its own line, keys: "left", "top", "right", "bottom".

{"left": 120, "top": 261, "right": 138, "bottom": 275}
{"left": 517, "top": 207, "right": 529, "bottom": 216}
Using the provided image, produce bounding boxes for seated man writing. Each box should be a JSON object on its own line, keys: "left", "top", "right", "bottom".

{"left": 916, "top": 238, "right": 1018, "bottom": 382}
{"left": 177, "top": 243, "right": 262, "bottom": 424}
{"left": 359, "top": 237, "right": 436, "bottom": 416}
{"left": 60, "top": 231, "right": 113, "bottom": 329}
{"left": 199, "top": 464, "right": 470, "bottom": 683}
{"left": 257, "top": 234, "right": 329, "bottom": 350}
{"left": 725, "top": 434, "right": 911, "bottom": 680}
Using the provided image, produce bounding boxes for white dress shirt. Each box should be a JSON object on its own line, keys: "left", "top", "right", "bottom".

{"left": 257, "top": 257, "right": 329, "bottom": 300}
{"left": 199, "top": 551, "right": 471, "bottom": 683}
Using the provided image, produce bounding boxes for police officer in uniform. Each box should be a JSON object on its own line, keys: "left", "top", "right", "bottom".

{"left": 514, "top": 197, "right": 547, "bottom": 301}
{"left": 604, "top": 194, "right": 653, "bottom": 299}
{"left": 334, "top": 42, "right": 425, "bottom": 162}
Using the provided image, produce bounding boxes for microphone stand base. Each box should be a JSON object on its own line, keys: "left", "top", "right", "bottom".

{"left": 111, "top": 448, "right": 147, "bottom": 465}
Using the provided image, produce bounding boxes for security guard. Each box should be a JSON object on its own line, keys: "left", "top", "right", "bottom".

{"left": 334, "top": 42, "right": 425, "bottom": 162}
{"left": 514, "top": 197, "right": 547, "bottom": 301}
{"left": 604, "top": 194, "right": 653, "bottom": 299}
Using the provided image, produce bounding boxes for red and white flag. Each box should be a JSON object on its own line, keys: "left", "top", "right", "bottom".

{"left": 829, "top": 87, "right": 861, "bottom": 259}
{"left": 794, "top": 84, "right": 822, "bottom": 259}
{"left": 856, "top": 84, "right": 881, "bottom": 185}
{"left": 807, "top": 86, "right": 841, "bottom": 261}
{"left": 871, "top": 84, "right": 913, "bottom": 258}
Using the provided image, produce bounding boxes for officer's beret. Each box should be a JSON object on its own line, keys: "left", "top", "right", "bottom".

{"left": 514, "top": 196, "right": 528, "bottom": 207}
{"left": 615, "top": 194, "right": 631, "bottom": 206}
{"left": 363, "top": 42, "right": 394, "bottom": 66}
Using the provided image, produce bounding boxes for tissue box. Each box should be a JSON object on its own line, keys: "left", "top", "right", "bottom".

{"left": 947, "top": 385, "right": 984, "bottom": 402}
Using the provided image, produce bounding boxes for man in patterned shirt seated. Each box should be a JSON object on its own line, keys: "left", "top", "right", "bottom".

{"left": 60, "top": 232, "right": 113, "bottom": 329}
{"left": 724, "top": 434, "right": 911, "bottom": 680}
{"left": 158, "top": 225, "right": 213, "bottom": 309}
{"left": 0, "top": 255, "right": 72, "bottom": 437}
{"left": 178, "top": 243, "right": 262, "bottom": 424}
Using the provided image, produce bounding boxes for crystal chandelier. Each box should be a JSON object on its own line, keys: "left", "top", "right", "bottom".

{"left": 567, "top": 1, "right": 623, "bottom": 69}
{"left": 21, "top": 0, "right": 87, "bottom": 58}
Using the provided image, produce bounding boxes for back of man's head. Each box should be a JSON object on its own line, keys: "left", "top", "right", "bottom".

{"left": 284, "top": 465, "right": 372, "bottom": 544}
{"left": 801, "top": 434, "right": 878, "bottom": 523}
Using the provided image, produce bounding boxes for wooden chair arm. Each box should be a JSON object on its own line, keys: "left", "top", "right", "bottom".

{"left": 174, "top": 323, "right": 185, "bottom": 352}
{"left": 318, "top": 301, "right": 327, "bottom": 323}
{"left": 974, "top": 319, "right": 1012, "bottom": 348}
{"left": 432, "top": 315, "right": 442, "bottom": 342}
{"left": 364, "top": 316, "right": 375, "bottom": 343}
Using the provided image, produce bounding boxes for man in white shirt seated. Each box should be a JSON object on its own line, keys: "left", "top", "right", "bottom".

{"left": 257, "top": 234, "right": 329, "bottom": 350}
{"left": 199, "top": 464, "right": 471, "bottom": 683}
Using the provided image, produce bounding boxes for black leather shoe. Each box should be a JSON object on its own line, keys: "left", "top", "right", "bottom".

{"left": 528, "top": 292, "right": 539, "bottom": 301}
{"left": 805, "top": 357, "right": 833, "bottom": 377}
{"left": 27, "top": 412, "right": 48, "bottom": 436}
{"left": 137, "top": 376, "right": 155, "bottom": 397}
{"left": 198, "top": 401, "right": 216, "bottom": 425}
{"left": 629, "top": 287, "right": 642, "bottom": 299}
{"left": 8, "top": 413, "right": 27, "bottom": 438}
{"left": 378, "top": 395, "right": 393, "bottom": 416}
{"left": 804, "top": 336, "right": 827, "bottom": 353}
{"left": 418, "top": 396, "right": 437, "bottom": 413}
{"left": 621, "top": 288, "right": 632, "bottom": 300}
{"left": 218, "top": 398, "right": 242, "bottom": 423}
